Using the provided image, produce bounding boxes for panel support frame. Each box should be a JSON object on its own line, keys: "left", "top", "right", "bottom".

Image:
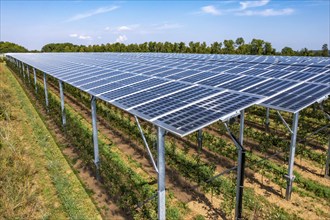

{"left": 43, "top": 72, "right": 49, "bottom": 110}
{"left": 276, "top": 111, "right": 293, "bottom": 134}
{"left": 197, "top": 129, "right": 203, "bottom": 152}
{"left": 91, "top": 96, "right": 100, "bottom": 180}
{"left": 134, "top": 115, "right": 158, "bottom": 173}
{"left": 59, "top": 80, "right": 66, "bottom": 127}
{"left": 325, "top": 137, "right": 330, "bottom": 178}
{"left": 285, "top": 112, "right": 299, "bottom": 200}
{"left": 157, "top": 126, "right": 166, "bottom": 220}
{"left": 224, "top": 109, "right": 246, "bottom": 220}
{"left": 265, "top": 107, "right": 270, "bottom": 128}
{"left": 33, "top": 68, "right": 37, "bottom": 93}
{"left": 21, "top": 62, "right": 25, "bottom": 79}
{"left": 26, "top": 65, "right": 30, "bottom": 83}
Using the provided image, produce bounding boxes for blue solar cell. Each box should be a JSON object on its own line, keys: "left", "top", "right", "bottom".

{"left": 167, "top": 70, "right": 201, "bottom": 80}
{"left": 218, "top": 76, "right": 264, "bottom": 90}
{"left": 198, "top": 73, "right": 240, "bottom": 87}
{"left": 7, "top": 52, "right": 329, "bottom": 136}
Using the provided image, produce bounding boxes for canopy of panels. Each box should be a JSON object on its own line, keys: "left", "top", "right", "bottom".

{"left": 6, "top": 53, "right": 330, "bottom": 136}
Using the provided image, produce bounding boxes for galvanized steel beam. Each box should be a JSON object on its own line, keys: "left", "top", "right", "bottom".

{"left": 198, "top": 129, "right": 203, "bottom": 152}
{"left": 91, "top": 96, "right": 100, "bottom": 180}
{"left": 59, "top": 80, "right": 66, "bottom": 126}
{"left": 43, "top": 72, "right": 49, "bottom": 109}
{"left": 135, "top": 116, "right": 158, "bottom": 173}
{"left": 285, "top": 112, "right": 299, "bottom": 200}
{"left": 325, "top": 137, "right": 330, "bottom": 178}
{"left": 157, "top": 126, "right": 166, "bottom": 220}
{"left": 33, "top": 68, "right": 37, "bottom": 93}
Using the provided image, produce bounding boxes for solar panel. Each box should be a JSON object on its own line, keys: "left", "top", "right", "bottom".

{"left": 6, "top": 52, "right": 330, "bottom": 136}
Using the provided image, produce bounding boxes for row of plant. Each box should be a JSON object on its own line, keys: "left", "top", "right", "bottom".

{"left": 207, "top": 110, "right": 327, "bottom": 167}
{"left": 235, "top": 119, "right": 326, "bottom": 166}
{"left": 39, "top": 72, "right": 302, "bottom": 218}
{"left": 39, "top": 65, "right": 330, "bottom": 208}
{"left": 8, "top": 62, "right": 161, "bottom": 219}
{"left": 193, "top": 122, "right": 330, "bottom": 201}
{"left": 17, "top": 61, "right": 321, "bottom": 218}
{"left": 246, "top": 106, "right": 329, "bottom": 144}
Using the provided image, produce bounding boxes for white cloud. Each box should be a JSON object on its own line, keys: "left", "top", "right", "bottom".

{"left": 237, "top": 8, "right": 294, "bottom": 16}
{"left": 105, "top": 24, "right": 140, "bottom": 32}
{"left": 239, "top": 0, "right": 270, "bottom": 10}
{"left": 201, "top": 5, "right": 221, "bottom": 15}
{"left": 118, "top": 26, "right": 132, "bottom": 31}
{"left": 67, "top": 6, "right": 119, "bottom": 21}
{"left": 116, "top": 35, "right": 127, "bottom": 43}
{"left": 79, "top": 35, "right": 92, "bottom": 39}
{"left": 154, "top": 23, "right": 182, "bottom": 30}
{"left": 197, "top": 1, "right": 294, "bottom": 17}
{"left": 69, "top": 34, "right": 92, "bottom": 40}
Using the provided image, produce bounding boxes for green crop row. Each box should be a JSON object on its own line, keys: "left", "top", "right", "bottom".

{"left": 8, "top": 62, "right": 159, "bottom": 219}
{"left": 49, "top": 74, "right": 298, "bottom": 219}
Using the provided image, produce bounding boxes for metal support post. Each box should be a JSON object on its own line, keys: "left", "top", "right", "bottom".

{"left": 33, "top": 68, "right": 37, "bottom": 93}
{"left": 285, "top": 112, "right": 299, "bottom": 200}
{"left": 235, "top": 146, "right": 246, "bottom": 220}
{"left": 239, "top": 110, "right": 244, "bottom": 145}
{"left": 22, "top": 62, "right": 25, "bottom": 78}
{"left": 224, "top": 118, "right": 246, "bottom": 220}
{"left": 236, "top": 110, "right": 245, "bottom": 219}
{"left": 276, "top": 111, "right": 293, "bottom": 134}
{"left": 265, "top": 107, "right": 270, "bottom": 127}
{"left": 43, "top": 72, "right": 49, "bottom": 109}
{"left": 325, "top": 137, "right": 330, "bottom": 178}
{"left": 134, "top": 116, "right": 158, "bottom": 173}
{"left": 59, "top": 80, "right": 66, "bottom": 126}
{"left": 157, "top": 127, "right": 166, "bottom": 220}
{"left": 26, "top": 65, "right": 30, "bottom": 83}
{"left": 91, "top": 96, "right": 100, "bottom": 180}
{"left": 197, "top": 129, "right": 203, "bottom": 152}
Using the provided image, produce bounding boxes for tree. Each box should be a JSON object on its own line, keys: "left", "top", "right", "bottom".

{"left": 281, "top": 46, "right": 295, "bottom": 56}
{"left": 0, "top": 41, "right": 28, "bottom": 53}
{"left": 235, "top": 37, "right": 245, "bottom": 54}
{"left": 263, "top": 42, "right": 273, "bottom": 55}
{"left": 210, "top": 42, "right": 222, "bottom": 54}
{"left": 250, "top": 39, "right": 265, "bottom": 55}
{"left": 178, "top": 42, "right": 186, "bottom": 53}
{"left": 299, "top": 48, "right": 312, "bottom": 56}
{"left": 322, "top": 44, "right": 328, "bottom": 57}
{"left": 223, "top": 39, "right": 235, "bottom": 54}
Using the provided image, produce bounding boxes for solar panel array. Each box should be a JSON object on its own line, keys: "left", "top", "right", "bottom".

{"left": 6, "top": 53, "right": 330, "bottom": 136}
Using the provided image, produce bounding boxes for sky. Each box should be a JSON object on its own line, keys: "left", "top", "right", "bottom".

{"left": 1, "top": 0, "right": 329, "bottom": 51}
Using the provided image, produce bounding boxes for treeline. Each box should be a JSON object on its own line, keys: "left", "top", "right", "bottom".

{"left": 40, "top": 38, "right": 329, "bottom": 57}
{"left": 1, "top": 39, "right": 329, "bottom": 57}
{"left": 0, "top": 41, "right": 29, "bottom": 53}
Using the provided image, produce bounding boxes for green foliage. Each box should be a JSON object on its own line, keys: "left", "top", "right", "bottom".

{"left": 6, "top": 60, "right": 329, "bottom": 219}
{"left": 3, "top": 39, "right": 329, "bottom": 57}
{"left": 0, "top": 41, "right": 28, "bottom": 53}
{"left": 321, "top": 44, "right": 329, "bottom": 57}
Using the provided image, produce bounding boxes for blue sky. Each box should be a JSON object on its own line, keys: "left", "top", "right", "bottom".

{"left": 1, "top": 0, "right": 329, "bottom": 51}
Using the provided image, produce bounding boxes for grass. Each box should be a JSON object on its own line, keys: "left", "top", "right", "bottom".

{"left": 0, "top": 63, "right": 101, "bottom": 219}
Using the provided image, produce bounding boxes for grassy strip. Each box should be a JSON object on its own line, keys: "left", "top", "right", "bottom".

{"left": 1, "top": 63, "right": 101, "bottom": 219}
{"left": 8, "top": 62, "right": 167, "bottom": 219}
{"left": 0, "top": 65, "right": 66, "bottom": 219}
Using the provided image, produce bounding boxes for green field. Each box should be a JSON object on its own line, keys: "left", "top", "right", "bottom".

{"left": 1, "top": 59, "right": 330, "bottom": 219}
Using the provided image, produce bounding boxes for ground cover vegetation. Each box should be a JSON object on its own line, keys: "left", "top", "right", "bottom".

{"left": 1, "top": 40, "right": 329, "bottom": 56}
{"left": 3, "top": 57, "right": 329, "bottom": 219}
